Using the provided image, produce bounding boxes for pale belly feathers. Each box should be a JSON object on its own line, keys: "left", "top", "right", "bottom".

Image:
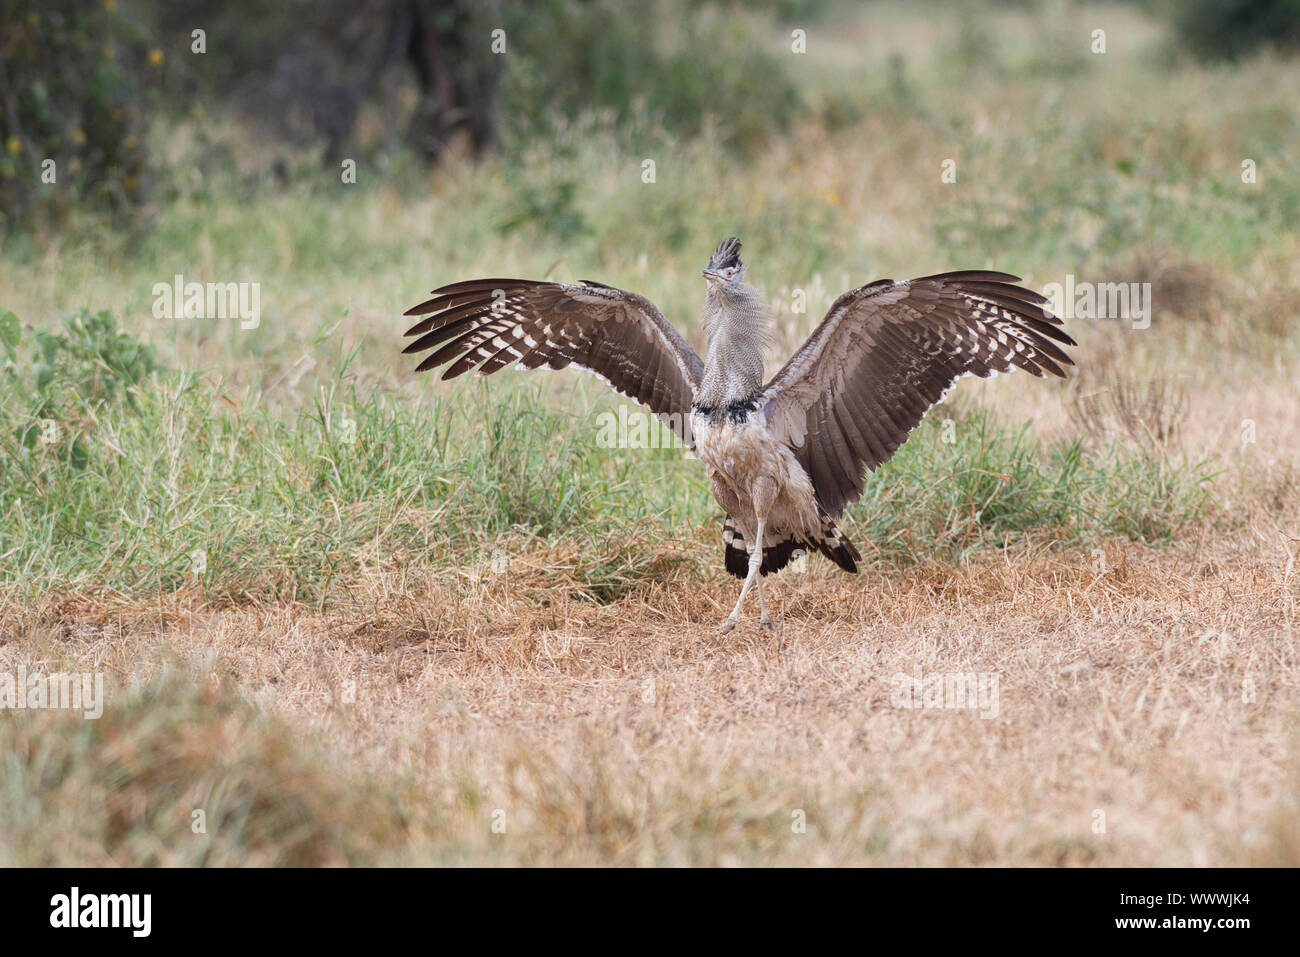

{"left": 690, "top": 409, "right": 821, "bottom": 547}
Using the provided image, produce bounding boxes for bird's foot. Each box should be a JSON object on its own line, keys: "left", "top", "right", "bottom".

{"left": 717, "top": 616, "right": 738, "bottom": 637}
{"left": 759, "top": 617, "right": 776, "bottom": 632}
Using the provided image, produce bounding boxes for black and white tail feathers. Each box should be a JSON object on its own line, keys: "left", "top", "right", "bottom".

{"left": 722, "top": 512, "right": 861, "bottom": 579}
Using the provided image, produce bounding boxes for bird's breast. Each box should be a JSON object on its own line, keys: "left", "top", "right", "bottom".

{"left": 691, "top": 407, "right": 768, "bottom": 478}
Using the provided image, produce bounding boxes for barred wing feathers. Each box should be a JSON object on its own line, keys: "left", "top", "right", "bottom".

{"left": 760, "top": 271, "right": 1076, "bottom": 517}
{"left": 403, "top": 279, "right": 704, "bottom": 443}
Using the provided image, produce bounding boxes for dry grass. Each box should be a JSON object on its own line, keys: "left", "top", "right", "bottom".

{"left": 3, "top": 522, "right": 1297, "bottom": 866}
{"left": 1067, "top": 367, "right": 1189, "bottom": 449}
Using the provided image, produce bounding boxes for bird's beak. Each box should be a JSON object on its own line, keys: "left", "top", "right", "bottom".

{"left": 702, "top": 268, "right": 721, "bottom": 283}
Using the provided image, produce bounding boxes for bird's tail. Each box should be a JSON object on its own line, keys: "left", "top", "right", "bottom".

{"left": 723, "top": 512, "right": 860, "bottom": 579}
{"left": 815, "top": 514, "right": 862, "bottom": 574}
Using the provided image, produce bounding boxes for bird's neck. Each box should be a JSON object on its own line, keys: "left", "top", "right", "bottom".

{"left": 696, "top": 287, "right": 767, "bottom": 409}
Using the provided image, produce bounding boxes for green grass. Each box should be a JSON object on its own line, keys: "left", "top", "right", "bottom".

{"left": 853, "top": 410, "right": 1215, "bottom": 566}
{"left": 0, "top": 306, "right": 1214, "bottom": 605}
{"left": 0, "top": 1, "right": 1290, "bottom": 607}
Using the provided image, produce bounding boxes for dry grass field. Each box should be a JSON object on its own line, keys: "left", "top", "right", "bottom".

{"left": 1, "top": 1, "right": 1298, "bottom": 866}
{"left": 4, "top": 521, "right": 1298, "bottom": 865}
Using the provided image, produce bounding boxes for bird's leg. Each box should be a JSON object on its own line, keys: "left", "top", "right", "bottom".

{"left": 719, "top": 515, "right": 764, "bottom": 635}
{"left": 718, "top": 478, "right": 777, "bottom": 637}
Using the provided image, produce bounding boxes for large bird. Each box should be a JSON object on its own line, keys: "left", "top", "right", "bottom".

{"left": 402, "top": 237, "right": 1075, "bottom": 633}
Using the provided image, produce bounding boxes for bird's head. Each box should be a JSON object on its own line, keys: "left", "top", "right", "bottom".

{"left": 699, "top": 236, "right": 767, "bottom": 348}
{"left": 702, "top": 236, "right": 746, "bottom": 289}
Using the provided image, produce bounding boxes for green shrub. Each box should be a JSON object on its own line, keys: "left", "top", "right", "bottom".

{"left": 0, "top": 307, "right": 161, "bottom": 471}
{"left": 0, "top": 0, "right": 160, "bottom": 229}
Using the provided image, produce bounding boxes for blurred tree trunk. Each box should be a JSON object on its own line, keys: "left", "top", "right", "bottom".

{"left": 404, "top": 0, "right": 503, "bottom": 161}
{"left": 155, "top": 0, "right": 508, "bottom": 167}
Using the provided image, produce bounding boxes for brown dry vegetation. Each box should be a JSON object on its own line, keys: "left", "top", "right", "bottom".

{"left": 3, "top": 504, "right": 1298, "bottom": 865}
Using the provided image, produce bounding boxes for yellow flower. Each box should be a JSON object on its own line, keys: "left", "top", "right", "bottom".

{"left": 102, "top": 45, "right": 114, "bottom": 61}
{"left": 104, "top": 0, "right": 117, "bottom": 11}
{"left": 148, "top": 48, "right": 164, "bottom": 67}
{"left": 123, "top": 135, "right": 139, "bottom": 151}
{"left": 5, "top": 137, "right": 20, "bottom": 156}
{"left": 72, "top": 128, "right": 86, "bottom": 147}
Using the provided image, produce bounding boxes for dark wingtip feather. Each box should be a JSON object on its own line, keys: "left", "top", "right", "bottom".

{"left": 428, "top": 278, "right": 534, "bottom": 295}
{"left": 404, "top": 278, "right": 537, "bottom": 320}
{"left": 820, "top": 538, "right": 859, "bottom": 574}
{"left": 915, "top": 269, "right": 1023, "bottom": 284}
{"left": 957, "top": 279, "right": 1050, "bottom": 306}
{"left": 403, "top": 299, "right": 440, "bottom": 318}
{"left": 440, "top": 363, "right": 468, "bottom": 381}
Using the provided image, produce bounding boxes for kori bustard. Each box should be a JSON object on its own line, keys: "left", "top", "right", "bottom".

{"left": 402, "top": 237, "right": 1075, "bottom": 633}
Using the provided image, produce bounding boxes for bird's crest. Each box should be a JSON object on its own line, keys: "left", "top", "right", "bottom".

{"left": 707, "top": 236, "right": 743, "bottom": 271}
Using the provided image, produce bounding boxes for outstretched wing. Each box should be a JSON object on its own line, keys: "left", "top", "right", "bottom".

{"left": 760, "top": 270, "right": 1076, "bottom": 516}
{"left": 402, "top": 278, "right": 704, "bottom": 443}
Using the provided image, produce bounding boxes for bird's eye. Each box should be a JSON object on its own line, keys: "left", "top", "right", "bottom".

{"left": 724, "top": 268, "right": 734, "bottom": 278}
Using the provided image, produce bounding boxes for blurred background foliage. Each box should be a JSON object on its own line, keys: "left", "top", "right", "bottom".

{"left": 3, "top": 0, "right": 1297, "bottom": 235}
{"left": 1164, "top": 0, "right": 1300, "bottom": 60}
{"left": 0, "top": 0, "right": 1296, "bottom": 599}
{"left": 0, "top": 0, "right": 805, "bottom": 234}
{"left": 0, "top": 0, "right": 159, "bottom": 225}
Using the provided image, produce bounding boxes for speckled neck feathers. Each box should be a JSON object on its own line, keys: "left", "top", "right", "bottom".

{"left": 696, "top": 281, "right": 768, "bottom": 409}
